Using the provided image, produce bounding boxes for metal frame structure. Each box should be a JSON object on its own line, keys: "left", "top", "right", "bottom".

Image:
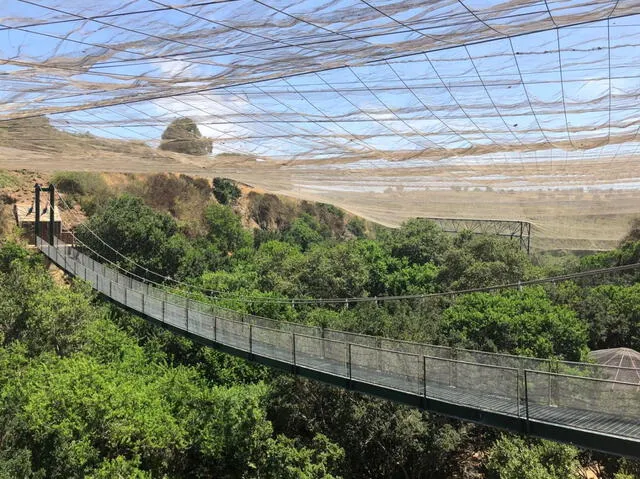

{"left": 422, "top": 217, "right": 532, "bottom": 254}
{"left": 34, "top": 183, "right": 56, "bottom": 246}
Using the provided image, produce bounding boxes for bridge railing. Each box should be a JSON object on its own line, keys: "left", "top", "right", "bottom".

{"left": 38, "top": 238, "right": 640, "bottom": 439}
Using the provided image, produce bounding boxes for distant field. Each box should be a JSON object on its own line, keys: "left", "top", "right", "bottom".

{"left": 1, "top": 120, "right": 639, "bottom": 251}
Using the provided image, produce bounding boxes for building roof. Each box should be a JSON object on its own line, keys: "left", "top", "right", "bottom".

{"left": 588, "top": 348, "right": 640, "bottom": 384}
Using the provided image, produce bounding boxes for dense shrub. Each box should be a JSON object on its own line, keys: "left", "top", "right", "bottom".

{"left": 212, "top": 177, "right": 241, "bottom": 205}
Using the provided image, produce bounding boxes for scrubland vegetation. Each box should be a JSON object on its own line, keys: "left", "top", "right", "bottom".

{"left": 0, "top": 171, "right": 638, "bottom": 478}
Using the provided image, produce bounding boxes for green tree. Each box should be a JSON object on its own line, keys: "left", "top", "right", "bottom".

{"left": 440, "top": 287, "right": 588, "bottom": 360}
{"left": 204, "top": 203, "right": 252, "bottom": 258}
{"left": 385, "top": 218, "right": 451, "bottom": 265}
{"left": 284, "top": 214, "right": 326, "bottom": 251}
{"left": 76, "top": 195, "right": 182, "bottom": 278}
{"left": 486, "top": 436, "right": 580, "bottom": 479}
{"left": 438, "top": 233, "right": 531, "bottom": 289}
{"left": 574, "top": 284, "right": 640, "bottom": 350}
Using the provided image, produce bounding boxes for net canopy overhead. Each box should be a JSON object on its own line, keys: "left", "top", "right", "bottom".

{"left": 2, "top": 1, "right": 640, "bottom": 250}
{"left": 2, "top": 0, "right": 640, "bottom": 156}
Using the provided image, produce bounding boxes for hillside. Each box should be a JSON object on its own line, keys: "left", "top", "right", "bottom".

{"left": 1, "top": 118, "right": 639, "bottom": 251}
{"left": 0, "top": 169, "right": 376, "bottom": 245}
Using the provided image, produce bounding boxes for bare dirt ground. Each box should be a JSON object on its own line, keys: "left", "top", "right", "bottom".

{"left": 1, "top": 121, "right": 639, "bottom": 251}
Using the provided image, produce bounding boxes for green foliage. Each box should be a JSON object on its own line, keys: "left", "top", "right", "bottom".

{"left": 269, "top": 377, "right": 472, "bottom": 478}
{"left": 284, "top": 214, "right": 326, "bottom": 250}
{"left": 76, "top": 195, "right": 190, "bottom": 278}
{"left": 5, "top": 181, "right": 640, "bottom": 478}
{"left": 486, "top": 436, "right": 580, "bottom": 479}
{"left": 212, "top": 177, "right": 241, "bottom": 205}
{"left": 346, "top": 217, "right": 366, "bottom": 238}
{"left": 440, "top": 287, "right": 588, "bottom": 360}
{"left": 0, "top": 169, "right": 19, "bottom": 188}
{"left": 385, "top": 218, "right": 452, "bottom": 265}
{"left": 159, "top": 117, "right": 212, "bottom": 156}
{"left": 263, "top": 434, "right": 343, "bottom": 479}
{"left": 573, "top": 284, "right": 640, "bottom": 350}
{"left": 87, "top": 456, "right": 151, "bottom": 479}
{"left": 204, "top": 203, "right": 252, "bottom": 258}
{"left": 438, "top": 233, "right": 532, "bottom": 289}
{"left": 52, "top": 171, "right": 112, "bottom": 215}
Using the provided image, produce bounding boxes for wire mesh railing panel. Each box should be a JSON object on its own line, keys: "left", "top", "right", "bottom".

{"left": 189, "top": 300, "right": 212, "bottom": 315}
{"left": 126, "top": 289, "right": 144, "bottom": 312}
{"left": 96, "top": 275, "right": 110, "bottom": 296}
{"left": 167, "top": 293, "right": 187, "bottom": 308}
{"left": 379, "top": 338, "right": 452, "bottom": 360}
{"left": 423, "top": 356, "right": 520, "bottom": 415}
{"left": 556, "top": 361, "right": 640, "bottom": 384}
{"left": 88, "top": 270, "right": 99, "bottom": 289}
{"left": 452, "top": 361, "right": 519, "bottom": 403}
{"left": 143, "top": 295, "right": 164, "bottom": 321}
{"left": 147, "top": 287, "right": 165, "bottom": 302}
{"left": 164, "top": 302, "right": 187, "bottom": 330}
{"left": 525, "top": 371, "right": 640, "bottom": 421}
{"left": 294, "top": 335, "right": 348, "bottom": 377}
{"left": 130, "top": 278, "right": 145, "bottom": 294}
{"left": 251, "top": 326, "right": 293, "bottom": 363}
{"left": 456, "top": 349, "right": 549, "bottom": 373}
{"left": 350, "top": 344, "right": 423, "bottom": 395}
{"left": 215, "top": 307, "right": 244, "bottom": 323}
{"left": 324, "top": 329, "right": 378, "bottom": 348}
{"left": 284, "top": 322, "right": 322, "bottom": 337}
{"left": 111, "top": 283, "right": 126, "bottom": 304}
{"left": 186, "top": 309, "right": 215, "bottom": 341}
{"left": 215, "top": 317, "right": 250, "bottom": 352}
{"left": 423, "top": 355, "right": 454, "bottom": 389}
{"left": 247, "top": 315, "right": 281, "bottom": 331}
{"left": 103, "top": 267, "right": 118, "bottom": 283}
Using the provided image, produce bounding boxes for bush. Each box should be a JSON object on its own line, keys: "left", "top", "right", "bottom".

{"left": 52, "top": 172, "right": 108, "bottom": 196}
{"left": 212, "top": 178, "right": 241, "bottom": 205}
{"left": 51, "top": 172, "right": 112, "bottom": 215}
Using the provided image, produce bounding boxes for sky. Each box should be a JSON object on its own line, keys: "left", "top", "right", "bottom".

{"left": 1, "top": 0, "right": 640, "bottom": 174}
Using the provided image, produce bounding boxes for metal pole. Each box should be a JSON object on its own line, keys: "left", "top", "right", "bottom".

{"left": 516, "top": 371, "right": 521, "bottom": 418}
{"left": 185, "top": 298, "right": 189, "bottom": 331}
{"left": 292, "top": 333, "right": 296, "bottom": 365}
{"left": 48, "top": 184, "right": 55, "bottom": 246}
{"left": 34, "top": 183, "right": 41, "bottom": 245}
{"left": 249, "top": 324, "right": 253, "bottom": 354}
{"left": 347, "top": 343, "right": 352, "bottom": 381}
{"left": 524, "top": 370, "right": 530, "bottom": 423}
{"left": 423, "top": 356, "right": 427, "bottom": 398}
{"left": 519, "top": 221, "right": 524, "bottom": 252}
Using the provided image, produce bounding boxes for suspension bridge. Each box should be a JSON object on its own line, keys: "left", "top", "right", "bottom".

{"left": 35, "top": 227, "right": 640, "bottom": 458}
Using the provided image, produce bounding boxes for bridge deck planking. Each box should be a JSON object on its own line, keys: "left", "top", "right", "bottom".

{"left": 38, "top": 240, "right": 640, "bottom": 458}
